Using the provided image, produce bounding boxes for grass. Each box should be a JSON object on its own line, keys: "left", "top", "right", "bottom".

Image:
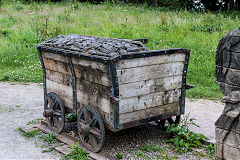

{"left": 0, "top": 1, "right": 239, "bottom": 99}
{"left": 61, "top": 142, "right": 89, "bottom": 160}
{"left": 21, "top": 129, "right": 39, "bottom": 138}
{"left": 38, "top": 131, "right": 56, "bottom": 144}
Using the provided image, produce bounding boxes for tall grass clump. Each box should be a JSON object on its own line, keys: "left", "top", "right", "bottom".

{"left": 0, "top": 1, "right": 239, "bottom": 99}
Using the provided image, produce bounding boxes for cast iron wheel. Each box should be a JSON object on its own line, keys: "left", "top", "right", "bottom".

{"left": 157, "top": 115, "right": 181, "bottom": 131}
{"left": 77, "top": 106, "right": 105, "bottom": 153}
{"left": 44, "top": 92, "right": 65, "bottom": 134}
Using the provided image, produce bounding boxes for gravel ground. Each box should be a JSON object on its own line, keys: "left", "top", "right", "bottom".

{"left": 0, "top": 82, "right": 62, "bottom": 160}
{"left": 0, "top": 82, "right": 224, "bottom": 159}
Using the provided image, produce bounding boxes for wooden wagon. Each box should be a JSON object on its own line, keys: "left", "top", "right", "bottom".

{"left": 37, "top": 34, "right": 191, "bottom": 152}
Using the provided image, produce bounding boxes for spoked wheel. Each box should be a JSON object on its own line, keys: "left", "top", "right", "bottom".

{"left": 77, "top": 106, "right": 105, "bottom": 153}
{"left": 157, "top": 115, "right": 181, "bottom": 131}
{"left": 44, "top": 92, "right": 65, "bottom": 134}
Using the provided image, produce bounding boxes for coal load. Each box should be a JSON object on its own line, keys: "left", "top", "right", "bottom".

{"left": 40, "top": 34, "right": 149, "bottom": 58}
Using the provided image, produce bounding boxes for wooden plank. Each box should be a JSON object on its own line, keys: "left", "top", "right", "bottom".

{"left": 119, "top": 102, "right": 180, "bottom": 124}
{"left": 74, "top": 64, "right": 110, "bottom": 86}
{"left": 42, "top": 51, "right": 68, "bottom": 63}
{"left": 119, "top": 89, "right": 181, "bottom": 114}
{"left": 42, "top": 51, "right": 108, "bottom": 72}
{"left": 119, "top": 75, "right": 182, "bottom": 99}
{"left": 117, "top": 62, "right": 184, "bottom": 84}
{"left": 43, "top": 57, "right": 110, "bottom": 86}
{"left": 72, "top": 57, "right": 108, "bottom": 72}
{"left": 45, "top": 69, "right": 111, "bottom": 99}
{"left": 46, "top": 80, "right": 73, "bottom": 108}
{"left": 43, "top": 58, "right": 71, "bottom": 75}
{"left": 46, "top": 79, "right": 111, "bottom": 113}
{"left": 76, "top": 90, "right": 111, "bottom": 113}
{"left": 116, "top": 53, "right": 186, "bottom": 69}
{"left": 37, "top": 123, "right": 109, "bottom": 160}
{"left": 46, "top": 69, "right": 72, "bottom": 87}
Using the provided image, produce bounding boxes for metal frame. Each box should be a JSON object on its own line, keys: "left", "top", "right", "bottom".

{"left": 37, "top": 45, "right": 190, "bottom": 131}
{"left": 37, "top": 47, "right": 47, "bottom": 102}
{"left": 180, "top": 50, "right": 190, "bottom": 114}
{"left": 67, "top": 56, "right": 77, "bottom": 115}
{"left": 108, "top": 63, "right": 120, "bottom": 131}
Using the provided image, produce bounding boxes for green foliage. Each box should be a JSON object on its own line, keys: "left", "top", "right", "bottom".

{"left": 61, "top": 142, "right": 89, "bottom": 160}
{"left": 65, "top": 113, "right": 77, "bottom": 122}
{"left": 205, "top": 143, "right": 215, "bottom": 159}
{"left": 0, "top": 1, "right": 239, "bottom": 99}
{"left": 38, "top": 131, "right": 56, "bottom": 144}
{"left": 166, "top": 115, "right": 208, "bottom": 153}
{"left": 21, "top": 130, "right": 39, "bottom": 138}
{"left": 115, "top": 152, "right": 123, "bottom": 159}
{"left": 27, "top": 120, "right": 39, "bottom": 125}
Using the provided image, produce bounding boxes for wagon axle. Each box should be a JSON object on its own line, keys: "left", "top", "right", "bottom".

{"left": 78, "top": 124, "right": 91, "bottom": 135}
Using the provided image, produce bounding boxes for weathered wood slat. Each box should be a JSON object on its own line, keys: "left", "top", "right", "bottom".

{"left": 43, "top": 57, "right": 71, "bottom": 75}
{"left": 71, "top": 57, "right": 108, "bottom": 72}
{"left": 43, "top": 57, "right": 110, "bottom": 86}
{"left": 116, "top": 53, "right": 186, "bottom": 69}
{"left": 119, "top": 75, "right": 182, "bottom": 99}
{"left": 46, "top": 83, "right": 73, "bottom": 108}
{"left": 42, "top": 51, "right": 108, "bottom": 72}
{"left": 117, "top": 62, "right": 184, "bottom": 84}
{"left": 73, "top": 64, "right": 110, "bottom": 86}
{"left": 46, "top": 80, "right": 111, "bottom": 113}
{"left": 42, "top": 51, "right": 68, "bottom": 63}
{"left": 76, "top": 89, "right": 111, "bottom": 114}
{"left": 119, "top": 89, "right": 181, "bottom": 114}
{"left": 45, "top": 69, "right": 111, "bottom": 99}
{"left": 119, "top": 102, "right": 180, "bottom": 124}
{"left": 46, "top": 69, "right": 72, "bottom": 87}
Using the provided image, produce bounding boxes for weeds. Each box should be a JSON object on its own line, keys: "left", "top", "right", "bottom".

{"left": 65, "top": 113, "right": 77, "bottom": 122}
{"left": 205, "top": 143, "right": 215, "bottom": 159}
{"left": 27, "top": 120, "right": 39, "bottom": 125}
{"left": 21, "top": 130, "right": 39, "bottom": 138}
{"left": 27, "top": 118, "right": 43, "bottom": 125}
{"left": 166, "top": 114, "right": 208, "bottom": 153}
{"left": 38, "top": 131, "right": 56, "bottom": 144}
{"left": 61, "top": 142, "right": 89, "bottom": 160}
{"left": 115, "top": 152, "right": 123, "bottom": 159}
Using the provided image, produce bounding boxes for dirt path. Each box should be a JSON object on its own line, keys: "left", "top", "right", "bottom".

{"left": 0, "top": 82, "right": 224, "bottom": 159}
{"left": 0, "top": 82, "right": 62, "bottom": 160}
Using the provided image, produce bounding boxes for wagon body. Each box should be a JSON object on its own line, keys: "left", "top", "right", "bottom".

{"left": 38, "top": 43, "right": 189, "bottom": 132}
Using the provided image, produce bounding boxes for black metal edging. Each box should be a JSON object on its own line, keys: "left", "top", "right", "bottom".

{"left": 112, "top": 48, "right": 189, "bottom": 62}
{"left": 37, "top": 45, "right": 189, "bottom": 63}
{"left": 180, "top": 50, "right": 190, "bottom": 114}
{"left": 37, "top": 45, "right": 110, "bottom": 64}
{"left": 67, "top": 55, "right": 77, "bottom": 115}
{"left": 108, "top": 63, "right": 120, "bottom": 131}
{"left": 37, "top": 47, "right": 47, "bottom": 102}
